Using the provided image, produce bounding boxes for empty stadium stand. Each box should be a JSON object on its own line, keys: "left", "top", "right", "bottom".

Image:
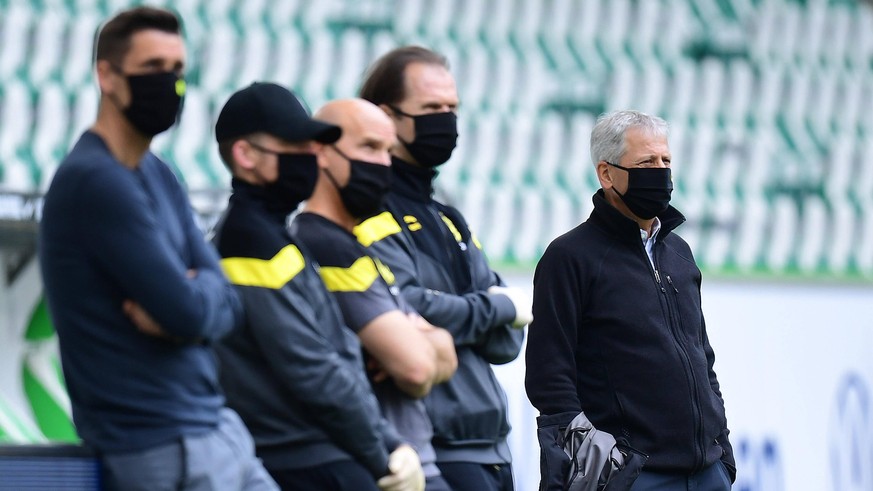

{"left": 1, "top": 0, "right": 870, "bottom": 279}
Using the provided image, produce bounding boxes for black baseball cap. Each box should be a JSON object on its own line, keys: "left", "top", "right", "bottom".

{"left": 215, "top": 82, "right": 341, "bottom": 144}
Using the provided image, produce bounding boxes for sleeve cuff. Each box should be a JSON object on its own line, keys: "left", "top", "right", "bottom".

{"left": 489, "top": 292, "right": 517, "bottom": 326}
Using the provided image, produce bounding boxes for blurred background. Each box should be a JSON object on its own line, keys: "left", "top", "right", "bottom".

{"left": 0, "top": 0, "right": 871, "bottom": 490}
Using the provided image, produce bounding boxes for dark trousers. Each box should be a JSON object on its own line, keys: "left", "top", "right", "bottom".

{"left": 268, "top": 460, "right": 379, "bottom": 491}
{"left": 426, "top": 474, "right": 454, "bottom": 491}
{"left": 437, "top": 462, "right": 514, "bottom": 491}
{"left": 630, "top": 461, "right": 732, "bottom": 491}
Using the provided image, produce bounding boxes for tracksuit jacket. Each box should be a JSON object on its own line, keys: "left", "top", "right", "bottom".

{"left": 356, "top": 158, "right": 524, "bottom": 465}
{"left": 525, "top": 190, "right": 735, "bottom": 488}
{"left": 212, "top": 180, "right": 400, "bottom": 478}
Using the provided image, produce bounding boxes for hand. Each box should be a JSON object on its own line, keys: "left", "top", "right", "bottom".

{"left": 488, "top": 285, "right": 533, "bottom": 328}
{"left": 408, "top": 313, "right": 433, "bottom": 331}
{"left": 377, "top": 444, "right": 425, "bottom": 491}
{"left": 123, "top": 300, "right": 168, "bottom": 338}
{"left": 367, "top": 357, "right": 390, "bottom": 384}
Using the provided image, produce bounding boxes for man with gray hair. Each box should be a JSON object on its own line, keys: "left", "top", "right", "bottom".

{"left": 525, "top": 110, "right": 735, "bottom": 491}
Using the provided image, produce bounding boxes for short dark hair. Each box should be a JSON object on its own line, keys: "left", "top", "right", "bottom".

{"left": 94, "top": 6, "right": 181, "bottom": 67}
{"left": 217, "top": 140, "right": 235, "bottom": 171}
{"left": 358, "top": 46, "right": 449, "bottom": 106}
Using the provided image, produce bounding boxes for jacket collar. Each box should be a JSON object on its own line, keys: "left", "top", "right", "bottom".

{"left": 588, "top": 189, "right": 686, "bottom": 244}
{"left": 390, "top": 156, "right": 437, "bottom": 202}
{"left": 230, "top": 178, "right": 292, "bottom": 224}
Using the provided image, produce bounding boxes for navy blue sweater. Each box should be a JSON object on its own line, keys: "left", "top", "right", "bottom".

{"left": 39, "top": 131, "right": 242, "bottom": 452}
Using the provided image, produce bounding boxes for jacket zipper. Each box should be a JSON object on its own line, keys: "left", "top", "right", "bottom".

{"left": 665, "top": 274, "right": 706, "bottom": 471}
{"left": 649, "top": 239, "right": 705, "bottom": 470}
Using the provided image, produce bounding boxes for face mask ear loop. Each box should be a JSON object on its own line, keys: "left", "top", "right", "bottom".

{"left": 323, "top": 145, "right": 351, "bottom": 191}
{"left": 321, "top": 166, "right": 344, "bottom": 192}
{"left": 604, "top": 161, "right": 628, "bottom": 198}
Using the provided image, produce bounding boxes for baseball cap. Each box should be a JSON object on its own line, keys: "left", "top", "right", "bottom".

{"left": 215, "top": 82, "right": 341, "bottom": 144}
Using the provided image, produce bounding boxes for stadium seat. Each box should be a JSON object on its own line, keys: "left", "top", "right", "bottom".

{"left": 62, "top": 11, "right": 101, "bottom": 89}
{"left": 0, "top": 4, "right": 31, "bottom": 82}
{"left": 797, "top": 196, "right": 828, "bottom": 274}
{"left": 27, "top": 10, "right": 66, "bottom": 86}
{"left": 0, "top": 0, "right": 870, "bottom": 279}
{"left": 0, "top": 80, "right": 36, "bottom": 190}
{"left": 766, "top": 196, "right": 799, "bottom": 272}
{"left": 828, "top": 200, "right": 856, "bottom": 273}
{"left": 515, "top": 187, "right": 544, "bottom": 263}
{"left": 332, "top": 29, "right": 370, "bottom": 99}
{"left": 735, "top": 196, "right": 769, "bottom": 272}
{"left": 235, "top": 27, "right": 272, "bottom": 90}
{"left": 32, "top": 83, "right": 69, "bottom": 190}
{"left": 199, "top": 21, "right": 238, "bottom": 94}
{"left": 171, "top": 87, "right": 213, "bottom": 190}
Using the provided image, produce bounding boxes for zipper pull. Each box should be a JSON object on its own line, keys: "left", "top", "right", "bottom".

{"left": 666, "top": 275, "right": 679, "bottom": 293}
{"left": 654, "top": 270, "right": 666, "bottom": 292}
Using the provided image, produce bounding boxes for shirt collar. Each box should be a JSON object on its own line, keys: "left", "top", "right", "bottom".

{"left": 640, "top": 217, "right": 662, "bottom": 243}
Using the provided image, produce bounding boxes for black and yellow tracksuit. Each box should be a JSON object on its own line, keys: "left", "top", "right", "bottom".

{"left": 212, "top": 180, "right": 400, "bottom": 480}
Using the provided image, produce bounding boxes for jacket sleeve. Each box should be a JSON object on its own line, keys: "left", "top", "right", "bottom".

{"left": 80, "top": 166, "right": 240, "bottom": 342}
{"left": 240, "top": 277, "right": 393, "bottom": 478}
{"left": 525, "top": 242, "right": 584, "bottom": 415}
{"left": 535, "top": 411, "right": 576, "bottom": 491}
{"left": 366, "top": 231, "right": 517, "bottom": 347}
{"left": 470, "top": 271, "right": 524, "bottom": 365}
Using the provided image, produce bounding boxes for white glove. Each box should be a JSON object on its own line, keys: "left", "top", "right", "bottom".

{"left": 488, "top": 285, "right": 533, "bottom": 328}
{"left": 377, "top": 444, "right": 425, "bottom": 491}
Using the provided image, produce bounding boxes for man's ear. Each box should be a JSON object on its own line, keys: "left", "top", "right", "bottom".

{"left": 95, "top": 60, "right": 116, "bottom": 95}
{"left": 379, "top": 103, "right": 398, "bottom": 119}
{"left": 596, "top": 161, "right": 613, "bottom": 190}
{"left": 312, "top": 142, "right": 330, "bottom": 169}
{"left": 232, "top": 140, "right": 256, "bottom": 171}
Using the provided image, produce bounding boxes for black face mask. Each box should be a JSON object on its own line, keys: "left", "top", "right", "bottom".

{"left": 323, "top": 146, "right": 392, "bottom": 220}
{"left": 250, "top": 143, "right": 319, "bottom": 215}
{"left": 607, "top": 162, "right": 673, "bottom": 219}
{"left": 390, "top": 106, "right": 458, "bottom": 168}
{"left": 113, "top": 68, "right": 186, "bottom": 137}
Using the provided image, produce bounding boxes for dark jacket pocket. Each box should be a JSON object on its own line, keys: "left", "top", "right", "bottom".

{"left": 537, "top": 412, "right": 577, "bottom": 491}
